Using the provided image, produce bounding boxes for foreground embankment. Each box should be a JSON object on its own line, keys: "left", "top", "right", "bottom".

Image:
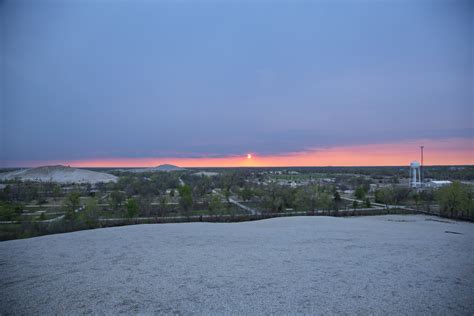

{"left": 0, "top": 207, "right": 420, "bottom": 241}
{"left": 1, "top": 215, "right": 473, "bottom": 314}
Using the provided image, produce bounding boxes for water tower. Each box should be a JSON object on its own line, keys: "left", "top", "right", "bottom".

{"left": 410, "top": 161, "right": 421, "bottom": 188}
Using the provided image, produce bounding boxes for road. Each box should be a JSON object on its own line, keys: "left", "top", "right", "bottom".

{"left": 340, "top": 196, "right": 416, "bottom": 211}
{"left": 42, "top": 205, "right": 85, "bottom": 223}
{"left": 212, "top": 189, "right": 258, "bottom": 215}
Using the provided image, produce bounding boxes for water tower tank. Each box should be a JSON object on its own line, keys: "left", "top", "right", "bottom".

{"left": 410, "top": 161, "right": 420, "bottom": 168}
{"left": 410, "top": 161, "right": 421, "bottom": 188}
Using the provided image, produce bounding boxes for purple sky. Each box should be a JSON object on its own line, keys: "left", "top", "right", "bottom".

{"left": 1, "top": 0, "right": 472, "bottom": 166}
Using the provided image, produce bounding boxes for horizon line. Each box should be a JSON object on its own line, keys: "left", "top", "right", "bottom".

{"left": 1, "top": 164, "right": 473, "bottom": 169}
{"left": 2, "top": 137, "right": 472, "bottom": 168}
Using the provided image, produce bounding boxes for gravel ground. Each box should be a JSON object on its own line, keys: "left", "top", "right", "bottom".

{"left": 1, "top": 215, "right": 473, "bottom": 315}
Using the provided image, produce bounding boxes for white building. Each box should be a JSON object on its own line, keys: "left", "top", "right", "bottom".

{"left": 426, "top": 180, "right": 452, "bottom": 188}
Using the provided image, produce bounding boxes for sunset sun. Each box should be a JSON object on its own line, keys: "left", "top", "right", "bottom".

{"left": 247, "top": 154, "right": 252, "bottom": 159}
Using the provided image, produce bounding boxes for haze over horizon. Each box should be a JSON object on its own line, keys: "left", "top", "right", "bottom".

{"left": 1, "top": 0, "right": 473, "bottom": 168}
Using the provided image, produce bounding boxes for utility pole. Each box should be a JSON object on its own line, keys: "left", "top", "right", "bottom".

{"left": 420, "top": 146, "right": 424, "bottom": 186}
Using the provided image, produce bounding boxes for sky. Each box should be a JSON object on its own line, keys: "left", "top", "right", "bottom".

{"left": 1, "top": 0, "right": 473, "bottom": 167}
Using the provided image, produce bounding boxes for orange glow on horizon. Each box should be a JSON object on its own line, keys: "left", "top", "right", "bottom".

{"left": 6, "top": 138, "right": 473, "bottom": 168}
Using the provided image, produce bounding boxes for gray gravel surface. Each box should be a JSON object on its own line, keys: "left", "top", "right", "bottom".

{"left": 1, "top": 215, "right": 473, "bottom": 315}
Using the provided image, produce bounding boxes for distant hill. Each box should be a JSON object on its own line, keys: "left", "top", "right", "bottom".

{"left": 151, "top": 164, "right": 185, "bottom": 172}
{"left": 0, "top": 165, "right": 118, "bottom": 184}
{"left": 118, "top": 164, "right": 185, "bottom": 173}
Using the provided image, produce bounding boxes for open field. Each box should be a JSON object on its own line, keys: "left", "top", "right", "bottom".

{"left": 1, "top": 214, "right": 472, "bottom": 314}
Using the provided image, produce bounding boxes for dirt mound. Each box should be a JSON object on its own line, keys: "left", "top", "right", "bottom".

{"left": 0, "top": 165, "right": 118, "bottom": 184}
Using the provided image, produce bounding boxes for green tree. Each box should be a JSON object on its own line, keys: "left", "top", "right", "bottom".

{"left": 0, "top": 202, "right": 23, "bottom": 221}
{"left": 224, "top": 188, "right": 231, "bottom": 203}
{"left": 410, "top": 191, "right": 420, "bottom": 211}
{"left": 52, "top": 184, "right": 61, "bottom": 201}
{"left": 178, "top": 185, "right": 193, "bottom": 217}
{"left": 137, "top": 195, "right": 153, "bottom": 217}
{"left": 352, "top": 200, "right": 358, "bottom": 209}
{"left": 354, "top": 186, "right": 366, "bottom": 200}
{"left": 375, "top": 187, "right": 394, "bottom": 208}
{"left": 110, "top": 191, "right": 126, "bottom": 210}
{"left": 64, "top": 192, "right": 81, "bottom": 219}
{"left": 295, "top": 186, "right": 319, "bottom": 214}
{"left": 158, "top": 195, "right": 168, "bottom": 217}
{"left": 437, "top": 182, "right": 472, "bottom": 219}
{"left": 332, "top": 190, "right": 342, "bottom": 212}
{"left": 239, "top": 187, "right": 254, "bottom": 202}
{"left": 194, "top": 176, "right": 211, "bottom": 197}
{"left": 365, "top": 198, "right": 371, "bottom": 208}
{"left": 318, "top": 192, "right": 332, "bottom": 214}
{"left": 125, "top": 198, "right": 139, "bottom": 218}
{"left": 80, "top": 197, "right": 99, "bottom": 227}
{"left": 208, "top": 195, "right": 222, "bottom": 218}
{"left": 223, "top": 188, "right": 232, "bottom": 212}
{"left": 261, "top": 184, "right": 284, "bottom": 213}
{"left": 420, "top": 190, "right": 435, "bottom": 212}
{"left": 392, "top": 187, "right": 411, "bottom": 204}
